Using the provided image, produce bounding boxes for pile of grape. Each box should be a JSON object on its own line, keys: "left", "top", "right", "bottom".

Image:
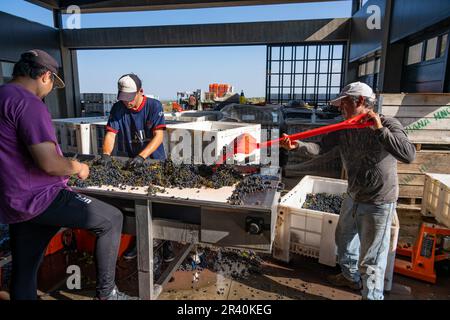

{"left": 177, "top": 246, "right": 263, "bottom": 281}
{"left": 69, "top": 158, "right": 275, "bottom": 204}
{"left": 228, "top": 175, "right": 282, "bottom": 205}
{"left": 302, "top": 193, "right": 345, "bottom": 214}
{"left": 69, "top": 158, "right": 243, "bottom": 190}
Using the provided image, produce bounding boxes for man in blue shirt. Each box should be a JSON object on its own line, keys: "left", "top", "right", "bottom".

{"left": 101, "top": 74, "right": 166, "bottom": 164}
{"left": 98, "top": 74, "right": 174, "bottom": 262}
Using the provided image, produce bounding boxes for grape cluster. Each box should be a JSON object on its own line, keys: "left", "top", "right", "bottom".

{"left": 177, "top": 246, "right": 262, "bottom": 280}
{"left": 302, "top": 193, "right": 345, "bottom": 214}
{"left": 227, "top": 175, "right": 280, "bottom": 205}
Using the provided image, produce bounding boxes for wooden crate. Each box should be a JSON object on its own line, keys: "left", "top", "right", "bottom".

{"left": 379, "top": 94, "right": 450, "bottom": 203}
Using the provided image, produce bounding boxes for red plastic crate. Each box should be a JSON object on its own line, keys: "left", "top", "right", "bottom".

{"left": 73, "top": 229, "right": 133, "bottom": 257}
{"left": 44, "top": 230, "right": 66, "bottom": 256}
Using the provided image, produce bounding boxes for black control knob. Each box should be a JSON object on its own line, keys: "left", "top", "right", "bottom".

{"left": 248, "top": 222, "right": 261, "bottom": 235}
{"left": 246, "top": 217, "right": 265, "bottom": 235}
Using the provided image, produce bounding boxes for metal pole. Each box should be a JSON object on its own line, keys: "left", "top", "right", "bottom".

{"left": 377, "top": 0, "right": 393, "bottom": 92}
{"left": 135, "top": 199, "right": 155, "bottom": 300}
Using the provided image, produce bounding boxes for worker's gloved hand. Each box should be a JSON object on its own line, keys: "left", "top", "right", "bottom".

{"left": 127, "top": 155, "right": 146, "bottom": 169}
{"left": 97, "top": 153, "right": 112, "bottom": 166}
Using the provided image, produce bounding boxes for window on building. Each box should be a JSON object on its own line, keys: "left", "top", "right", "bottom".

{"left": 439, "top": 34, "right": 448, "bottom": 57}
{"left": 358, "top": 57, "right": 380, "bottom": 77}
{"left": 358, "top": 63, "right": 366, "bottom": 77}
{"left": 425, "top": 37, "right": 438, "bottom": 61}
{"left": 366, "top": 59, "right": 375, "bottom": 74}
{"left": 266, "top": 43, "right": 346, "bottom": 105}
{"left": 0, "top": 61, "right": 14, "bottom": 84}
{"left": 374, "top": 58, "right": 380, "bottom": 74}
{"left": 407, "top": 42, "right": 423, "bottom": 65}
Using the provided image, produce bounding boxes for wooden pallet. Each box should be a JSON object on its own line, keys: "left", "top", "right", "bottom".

{"left": 397, "top": 197, "right": 422, "bottom": 206}
{"left": 397, "top": 149, "right": 450, "bottom": 201}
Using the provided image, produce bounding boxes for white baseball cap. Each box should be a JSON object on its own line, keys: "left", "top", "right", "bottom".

{"left": 330, "top": 81, "right": 376, "bottom": 106}
{"left": 117, "top": 74, "right": 142, "bottom": 101}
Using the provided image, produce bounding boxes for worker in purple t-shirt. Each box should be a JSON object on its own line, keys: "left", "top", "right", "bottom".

{"left": 0, "top": 50, "right": 137, "bottom": 300}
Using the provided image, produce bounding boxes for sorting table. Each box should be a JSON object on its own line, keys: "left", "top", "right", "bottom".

{"left": 73, "top": 165, "right": 281, "bottom": 300}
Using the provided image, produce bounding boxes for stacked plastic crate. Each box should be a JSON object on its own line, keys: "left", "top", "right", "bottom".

{"left": 52, "top": 116, "right": 108, "bottom": 154}
{"left": 81, "top": 93, "right": 116, "bottom": 117}
{"left": 164, "top": 121, "right": 261, "bottom": 165}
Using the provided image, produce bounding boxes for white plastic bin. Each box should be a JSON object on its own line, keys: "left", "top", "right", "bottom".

{"left": 422, "top": 173, "right": 450, "bottom": 228}
{"left": 52, "top": 117, "right": 107, "bottom": 154}
{"left": 164, "top": 121, "right": 261, "bottom": 165}
{"left": 89, "top": 121, "right": 129, "bottom": 156}
{"left": 273, "top": 175, "right": 400, "bottom": 291}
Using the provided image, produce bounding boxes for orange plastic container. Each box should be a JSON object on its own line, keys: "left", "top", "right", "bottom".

{"left": 73, "top": 229, "right": 133, "bottom": 257}
{"left": 217, "top": 84, "right": 223, "bottom": 96}
{"left": 212, "top": 83, "right": 219, "bottom": 95}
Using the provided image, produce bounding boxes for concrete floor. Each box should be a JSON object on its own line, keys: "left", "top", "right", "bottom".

{"left": 1, "top": 247, "right": 447, "bottom": 301}
{"left": 1, "top": 176, "right": 449, "bottom": 301}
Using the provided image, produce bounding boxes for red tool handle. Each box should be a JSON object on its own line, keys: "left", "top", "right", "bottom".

{"left": 215, "top": 113, "right": 374, "bottom": 166}
{"left": 261, "top": 113, "right": 374, "bottom": 148}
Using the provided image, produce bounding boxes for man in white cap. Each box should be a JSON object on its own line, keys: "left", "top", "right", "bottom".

{"left": 97, "top": 73, "right": 175, "bottom": 262}
{"left": 99, "top": 73, "right": 166, "bottom": 166}
{"left": 281, "top": 81, "right": 416, "bottom": 300}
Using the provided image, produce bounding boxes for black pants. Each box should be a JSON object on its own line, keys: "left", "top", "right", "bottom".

{"left": 9, "top": 189, "right": 123, "bottom": 300}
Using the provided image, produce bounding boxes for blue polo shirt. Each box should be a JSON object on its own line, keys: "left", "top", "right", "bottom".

{"left": 106, "top": 96, "right": 166, "bottom": 159}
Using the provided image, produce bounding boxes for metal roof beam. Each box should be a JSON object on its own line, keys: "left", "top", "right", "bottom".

{"left": 62, "top": 18, "right": 349, "bottom": 49}
{"left": 26, "top": 0, "right": 348, "bottom": 13}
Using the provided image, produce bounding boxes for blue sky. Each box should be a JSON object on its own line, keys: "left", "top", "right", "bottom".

{"left": 1, "top": 0, "right": 352, "bottom": 100}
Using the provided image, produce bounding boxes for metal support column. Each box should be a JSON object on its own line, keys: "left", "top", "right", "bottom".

{"left": 135, "top": 199, "right": 160, "bottom": 300}
{"left": 53, "top": 9, "right": 80, "bottom": 118}
{"left": 134, "top": 200, "right": 196, "bottom": 300}
{"left": 377, "top": 0, "right": 393, "bottom": 92}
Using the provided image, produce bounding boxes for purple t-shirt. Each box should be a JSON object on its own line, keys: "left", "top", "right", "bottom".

{"left": 0, "top": 83, "right": 69, "bottom": 224}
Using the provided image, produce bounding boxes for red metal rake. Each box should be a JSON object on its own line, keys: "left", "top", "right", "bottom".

{"left": 215, "top": 113, "right": 374, "bottom": 166}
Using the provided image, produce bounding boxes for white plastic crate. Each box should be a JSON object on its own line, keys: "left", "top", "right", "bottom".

{"left": 422, "top": 173, "right": 450, "bottom": 228}
{"left": 164, "top": 115, "right": 208, "bottom": 122}
{"left": 273, "top": 175, "right": 400, "bottom": 291}
{"left": 81, "top": 93, "right": 116, "bottom": 103}
{"left": 164, "top": 111, "right": 222, "bottom": 122}
{"left": 220, "top": 104, "right": 284, "bottom": 127}
{"left": 273, "top": 176, "right": 346, "bottom": 265}
{"left": 89, "top": 122, "right": 129, "bottom": 157}
{"left": 52, "top": 117, "right": 107, "bottom": 154}
{"left": 89, "top": 116, "right": 204, "bottom": 156}
{"left": 164, "top": 121, "right": 261, "bottom": 165}
{"left": 180, "top": 111, "right": 222, "bottom": 121}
